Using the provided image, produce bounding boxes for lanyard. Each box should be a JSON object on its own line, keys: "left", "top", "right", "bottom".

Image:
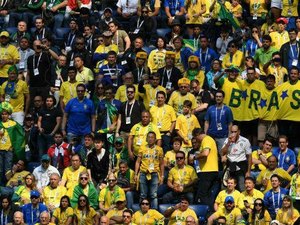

{"left": 199, "top": 48, "right": 208, "bottom": 64}
{"left": 1, "top": 210, "right": 7, "bottom": 225}
{"left": 31, "top": 205, "right": 39, "bottom": 224}
{"left": 36, "top": 28, "right": 45, "bottom": 40}
{"left": 250, "top": 41, "right": 257, "bottom": 54}
{"left": 290, "top": 43, "right": 299, "bottom": 59}
{"left": 125, "top": 100, "right": 135, "bottom": 117}
{"left": 137, "top": 67, "right": 144, "bottom": 81}
{"left": 162, "top": 68, "right": 172, "bottom": 85}
{"left": 278, "top": 152, "right": 286, "bottom": 168}
{"left": 67, "top": 33, "right": 75, "bottom": 46}
{"left": 86, "top": 35, "right": 93, "bottom": 52}
{"left": 33, "top": 53, "right": 42, "bottom": 69}
{"left": 21, "top": 50, "right": 28, "bottom": 62}
{"left": 272, "top": 190, "right": 281, "bottom": 210}
{"left": 215, "top": 105, "right": 224, "bottom": 124}
{"left": 136, "top": 18, "right": 144, "bottom": 29}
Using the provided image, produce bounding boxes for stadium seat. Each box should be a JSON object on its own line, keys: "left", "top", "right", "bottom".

{"left": 27, "top": 162, "right": 40, "bottom": 173}
{"left": 156, "top": 28, "right": 171, "bottom": 37}
{"left": 142, "top": 46, "right": 156, "bottom": 55}
{"left": 189, "top": 204, "right": 210, "bottom": 224}
{"left": 6, "top": 27, "right": 18, "bottom": 35}
{"left": 158, "top": 204, "right": 173, "bottom": 214}
{"left": 55, "top": 27, "right": 70, "bottom": 39}
{"left": 132, "top": 203, "right": 140, "bottom": 212}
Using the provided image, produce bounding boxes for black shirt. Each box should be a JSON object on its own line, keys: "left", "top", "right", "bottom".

{"left": 40, "top": 107, "right": 62, "bottom": 134}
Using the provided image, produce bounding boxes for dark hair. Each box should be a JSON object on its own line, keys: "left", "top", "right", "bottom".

{"left": 147, "top": 131, "right": 156, "bottom": 138}
{"left": 288, "top": 28, "right": 297, "bottom": 33}
{"left": 0, "top": 195, "right": 11, "bottom": 210}
{"left": 270, "top": 174, "right": 281, "bottom": 182}
{"left": 54, "top": 131, "right": 63, "bottom": 136}
{"left": 155, "top": 36, "right": 167, "bottom": 49}
{"left": 272, "top": 51, "right": 280, "bottom": 57}
{"left": 107, "top": 50, "right": 117, "bottom": 57}
{"left": 156, "top": 91, "right": 166, "bottom": 98}
{"left": 251, "top": 198, "right": 266, "bottom": 221}
{"left": 77, "top": 194, "right": 90, "bottom": 213}
{"left": 176, "top": 150, "right": 186, "bottom": 158}
{"left": 290, "top": 66, "right": 299, "bottom": 73}
{"left": 84, "top": 134, "right": 94, "bottom": 140}
{"left": 173, "top": 136, "right": 183, "bottom": 144}
{"left": 183, "top": 100, "right": 192, "bottom": 107}
{"left": 45, "top": 95, "right": 56, "bottom": 106}
{"left": 139, "top": 198, "right": 151, "bottom": 207}
{"left": 71, "top": 153, "right": 82, "bottom": 162}
{"left": 123, "top": 209, "right": 133, "bottom": 216}
{"left": 191, "top": 79, "right": 200, "bottom": 85}
{"left": 245, "top": 176, "right": 255, "bottom": 184}
{"left": 173, "top": 36, "right": 184, "bottom": 45}
{"left": 74, "top": 55, "right": 84, "bottom": 61}
{"left": 59, "top": 195, "right": 71, "bottom": 210}
{"left": 278, "top": 135, "right": 288, "bottom": 142}
{"left": 262, "top": 35, "right": 272, "bottom": 42}
{"left": 76, "top": 83, "right": 86, "bottom": 91}
{"left": 215, "top": 90, "right": 225, "bottom": 98}
{"left": 119, "top": 160, "right": 128, "bottom": 167}
{"left": 192, "top": 128, "right": 205, "bottom": 136}
{"left": 217, "top": 216, "right": 227, "bottom": 222}
{"left": 126, "top": 84, "right": 136, "bottom": 92}
{"left": 67, "top": 66, "right": 77, "bottom": 73}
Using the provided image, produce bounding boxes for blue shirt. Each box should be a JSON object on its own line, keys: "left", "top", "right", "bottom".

{"left": 164, "top": 0, "right": 184, "bottom": 16}
{"left": 65, "top": 97, "right": 95, "bottom": 135}
{"left": 264, "top": 187, "right": 288, "bottom": 219}
{"left": 204, "top": 104, "right": 233, "bottom": 138}
{"left": 246, "top": 39, "right": 260, "bottom": 57}
{"left": 194, "top": 48, "right": 219, "bottom": 72}
{"left": 272, "top": 148, "right": 296, "bottom": 171}
{"left": 22, "top": 203, "right": 48, "bottom": 225}
{"left": 288, "top": 43, "right": 300, "bottom": 70}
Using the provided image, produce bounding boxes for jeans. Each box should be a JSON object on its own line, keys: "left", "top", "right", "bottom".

{"left": 37, "top": 133, "right": 54, "bottom": 158}
{"left": 139, "top": 172, "right": 159, "bottom": 209}
{"left": 161, "top": 134, "right": 171, "bottom": 153}
{"left": 67, "top": 132, "right": 85, "bottom": 144}
{"left": 162, "top": 191, "right": 194, "bottom": 204}
{"left": 0, "top": 151, "right": 13, "bottom": 186}
{"left": 126, "top": 191, "right": 134, "bottom": 209}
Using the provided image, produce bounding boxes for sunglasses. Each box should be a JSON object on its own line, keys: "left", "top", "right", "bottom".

{"left": 31, "top": 196, "right": 39, "bottom": 199}
{"left": 141, "top": 202, "right": 149, "bottom": 205}
{"left": 80, "top": 177, "right": 88, "bottom": 180}
{"left": 229, "top": 45, "right": 236, "bottom": 48}
{"left": 108, "top": 179, "right": 116, "bottom": 182}
{"left": 176, "top": 157, "right": 184, "bottom": 160}
{"left": 79, "top": 199, "right": 86, "bottom": 202}
{"left": 254, "top": 203, "right": 263, "bottom": 206}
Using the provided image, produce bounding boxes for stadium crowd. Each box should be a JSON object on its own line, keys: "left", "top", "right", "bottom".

{"left": 1, "top": 0, "right": 300, "bottom": 224}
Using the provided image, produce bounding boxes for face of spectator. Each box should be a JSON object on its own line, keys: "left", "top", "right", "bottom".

{"left": 79, "top": 174, "right": 89, "bottom": 186}
{"left": 33, "top": 40, "right": 43, "bottom": 53}
{"left": 119, "top": 163, "right": 128, "bottom": 174}
{"left": 156, "top": 93, "right": 165, "bottom": 106}
{"left": 76, "top": 86, "right": 85, "bottom": 100}
{"left": 126, "top": 87, "right": 135, "bottom": 100}
{"left": 146, "top": 133, "right": 156, "bottom": 145}
{"left": 151, "top": 76, "right": 160, "bottom": 87}
{"left": 103, "top": 36, "right": 112, "bottom": 46}
{"left": 33, "top": 96, "right": 43, "bottom": 108}
{"left": 107, "top": 175, "right": 117, "bottom": 188}
{"left": 165, "top": 57, "right": 174, "bottom": 67}
{"left": 216, "top": 218, "right": 226, "bottom": 225}
{"left": 19, "top": 38, "right": 29, "bottom": 50}
{"left": 84, "top": 137, "right": 94, "bottom": 148}
{"left": 84, "top": 26, "right": 92, "bottom": 37}
{"left": 71, "top": 155, "right": 81, "bottom": 170}
{"left": 8, "top": 70, "right": 18, "bottom": 81}
{"left": 94, "top": 140, "right": 104, "bottom": 150}
{"left": 50, "top": 174, "right": 60, "bottom": 188}
{"left": 109, "top": 23, "right": 118, "bottom": 33}
{"left": 179, "top": 84, "right": 189, "bottom": 95}
{"left": 244, "top": 179, "right": 254, "bottom": 192}
{"left": 45, "top": 97, "right": 54, "bottom": 109}
{"left": 140, "top": 200, "right": 150, "bottom": 213}
{"left": 173, "top": 141, "right": 181, "bottom": 152}
{"left": 215, "top": 92, "right": 224, "bottom": 104}
{"left": 67, "top": 70, "right": 77, "bottom": 80}
{"left": 176, "top": 153, "right": 185, "bottom": 167}
{"left": 212, "top": 60, "right": 221, "bottom": 71}
{"left": 0, "top": 35, "right": 9, "bottom": 45}
{"left": 271, "top": 177, "right": 280, "bottom": 189}
{"left": 157, "top": 38, "right": 165, "bottom": 49}
{"left": 228, "top": 43, "right": 237, "bottom": 54}
{"left": 79, "top": 197, "right": 87, "bottom": 207}
{"left": 289, "top": 69, "right": 299, "bottom": 82}
{"left": 58, "top": 56, "right": 67, "bottom": 67}
{"left": 105, "top": 88, "right": 114, "bottom": 100}
{"left": 245, "top": 58, "right": 254, "bottom": 67}
{"left": 1, "top": 111, "right": 9, "bottom": 122}
{"left": 200, "top": 38, "right": 208, "bottom": 49}
{"left": 180, "top": 199, "right": 189, "bottom": 211}
{"left": 16, "top": 160, "right": 25, "bottom": 172}
{"left": 75, "top": 40, "right": 85, "bottom": 50}
{"left": 61, "top": 198, "right": 69, "bottom": 209}
{"left": 192, "top": 138, "right": 199, "bottom": 149}
{"left": 224, "top": 201, "right": 235, "bottom": 211}
{"left": 262, "top": 140, "right": 272, "bottom": 152}
{"left": 227, "top": 179, "right": 236, "bottom": 192}
{"left": 262, "top": 39, "right": 271, "bottom": 49}
{"left": 25, "top": 175, "right": 33, "bottom": 186}
{"left": 279, "top": 137, "right": 288, "bottom": 151}
{"left": 35, "top": 19, "right": 44, "bottom": 29}
{"left": 124, "top": 74, "right": 133, "bottom": 85}
{"left": 74, "top": 57, "right": 84, "bottom": 69}
{"left": 134, "top": 38, "right": 143, "bottom": 49}
{"left": 173, "top": 39, "right": 182, "bottom": 50}
{"left": 267, "top": 156, "right": 277, "bottom": 170}
{"left": 13, "top": 212, "right": 24, "bottom": 225}
{"left": 141, "top": 112, "right": 150, "bottom": 126}
{"left": 193, "top": 27, "right": 201, "bottom": 36}
{"left": 2, "top": 198, "right": 9, "bottom": 210}
{"left": 41, "top": 159, "right": 50, "bottom": 169}
{"left": 247, "top": 69, "right": 256, "bottom": 82}
{"left": 18, "top": 21, "right": 27, "bottom": 32}
{"left": 69, "top": 21, "right": 77, "bottom": 30}
{"left": 282, "top": 197, "right": 291, "bottom": 208}
{"left": 190, "top": 81, "right": 199, "bottom": 94}
{"left": 123, "top": 212, "right": 132, "bottom": 225}
{"left": 107, "top": 54, "right": 117, "bottom": 65}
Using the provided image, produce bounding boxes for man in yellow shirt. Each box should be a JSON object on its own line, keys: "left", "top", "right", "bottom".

{"left": 163, "top": 150, "right": 198, "bottom": 203}
{"left": 60, "top": 154, "right": 87, "bottom": 197}
{"left": 256, "top": 155, "right": 291, "bottom": 193}
{"left": 192, "top": 128, "right": 219, "bottom": 208}
{"left": 0, "top": 31, "right": 20, "bottom": 83}
{"left": 0, "top": 65, "right": 29, "bottom": 125}
{"left": 59, "top": 66, "right": 80, "bottom": 111}
{"left": 138, "top": 73, "right": 166, "bottom": 110}
{"left": 115, "top": 72, "right": 139, "bottom": 102}
{"left": 164, "top": 196, "right": 198, "bottom": 225}
{"left": 168, "top": 78, "right": 197, "bottom": 116}
{"left": 42, "top": 173, "right": 67, "bottom": 212}
{"left": 74, "top": 55, "right": 94, "bottom": 87}
{"left": 208, "top": 196, "right": 243, "bottom": 225}
{"left": 150, "top": 91, "right": 176, "bottom": 152}
{"left": 128, "top": 110, "right": 161, "bottom": 160}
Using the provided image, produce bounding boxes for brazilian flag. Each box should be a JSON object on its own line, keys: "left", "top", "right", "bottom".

{"left": 218, "top": 1, "right": 240, "bottom": 29}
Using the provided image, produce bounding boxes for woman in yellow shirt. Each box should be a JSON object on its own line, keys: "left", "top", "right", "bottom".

{"left": 74, "top": 194, "right": 99, "bottom": 225}
{"left": 51, "top": 195, "right": 74, "bottom": 225}
{"left": 248, "top": 198, "right": 271, "bottom": 225}
{"left": 276, "top": 195, "right": 300, "bottom": 225}
{"left": 12, "top": 174, "right": 36, "bottom": 206}
{"left": 132, "top": 198, "right": 164, "bottom": 225}
{"left": 148, "top": 37, "right": 167, "bottom": 73}
{"left": 222, "top": 41, "right": 244, "bottom": 70}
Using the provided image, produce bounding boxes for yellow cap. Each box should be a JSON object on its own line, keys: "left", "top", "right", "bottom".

{"left": 165, "top": 51, "right": 176, "bottom": 59}
{"left": 178, "top": 78, "right": 191, "bottom": 86}
{"left": 0, "top": 31, "right": 9, "bottom": 38}
{"left": 136, "top": 51, "right": 148, "bottom": 59}
{"left": 188, "top": 55, "right": 200, "bottom": 65}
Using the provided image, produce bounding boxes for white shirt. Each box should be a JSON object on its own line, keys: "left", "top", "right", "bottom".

{"left": 33, "top": 165, "right": 60, "bottom": 189}
{"left": 223, "top": 135, "right": 252, "bottom": 162}
{"left": 116, "top": 0, "right": 139, "bottom": 14}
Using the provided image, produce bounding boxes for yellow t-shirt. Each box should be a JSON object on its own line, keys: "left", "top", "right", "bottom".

{"left": 115, "top": 84, "right": 139, "bottom": 102}
{"left": 248, "top": 210, "right": 271, "bottom": 225}
{"left": 138, "top": 145, "right": 164, "bottom": 174}
{"left": 270, "top": 31, "right": 289, "bottom": 50}
{"left": 186, "top": 0, "right": 205, "bottom": 24}
{"left": 139, "top": 84, "right": 166, "bottom": 110}
{"left": 98, "top": 186, "right": 126, "bottom": 209}
{"left": 168, "top": 92, "right": 197, "bottom": 116}
{"left": 168, "top": 208, "right": 198, "bottom": 225}
{"left": 164, "top": 150, "right": 177, "bottom": 167}
{"left": 168, "top": 165, "right": 197, "bottom": 192}
{"left": 198, "top": 135, "right": 218, "bottom": 172}
{"left": 175, "top": 51, "right": 185, "bottom": 74}
{"left": 52, "top": 207, "right": 74, "bottom": 225}
{"left": 148, "top": 49, "right": 166, "bottom": 73}
{"left": 132, "top": 209, "right": 164, "bottom": 225}
{"left": 222, "top": 50, "right": 244, "bottom": 70}
{"left": 106, "top": 208, "right": 126, "bottom": 219}
{"left": 59, "top": 81, "right": 80, "bottom": 105}
{"left": 251, "top": 150, "right": 272, "bottom": 171}
{"left": 267, "top": 65, "right": 288, "bottom": 87}
{"left": 150, "top": 104, "right": 176, "bottom": 132}
{"left": 76, "top": 67, "right": 94, "bottom": 84}
{"left": 249, "top": 0, "right": 268, "bottom": 16}
{"left": 276, "top": 208, "right": 300, "bottom": 225}
{"left": 6, "top": 170, "right": 30, "bottom": 187}
{"left": 184, "top": 70, "right": 206, "bottom": 88}
{"left": 282, "top": 0, "right": 299, "bottom": 17}
{"left": 215, "top": 190, "right": 243, "bottom": 210}
{"left": 43, "top": 186, "right": 67, "bottom": 209}
{"left": 256, "top": 168, "right": 292, "bottom": 193}
{"left": 0, "top": 80, "right": 29, "bottom": 113}
{"left": 13, "top": 185, "right": 31, "bottom": 206}
{"left": 129, "top": 122, "right": 162, "bottom": 156}
{"left": 74, "top": 207, "right": 97, "bottom": 225}
{"left": 62, "top": 166, "right": 87, "bottom": 196}
{"left": 0, "top": 120, "right": 16, "bottom": 151}
{"left": 0, "top": 44, "right": 20, "bottom": 78}
{"left": 175, "top": 114, "right": 200, "bottom": 148}
{"left": 213, "top": 207, "right": 242, "bottom": 225}
{"left": 238, "top": 189, "right": 264, "bottom": 210}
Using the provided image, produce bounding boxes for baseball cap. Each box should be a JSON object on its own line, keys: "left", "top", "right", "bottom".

{"left": 115, "top": 137, "right": 124, "bottom": 144}
{"left": 0, "top": 31, "right": 9, "bottom": 38}
{"left": 41, "top": 154, "right": 50, "bottom": 162}
{"left": 225, "top": 196, "right": 234, "bottom": 203}
{"left": 30, "top": 190, "right": 40, "bottom": 198}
